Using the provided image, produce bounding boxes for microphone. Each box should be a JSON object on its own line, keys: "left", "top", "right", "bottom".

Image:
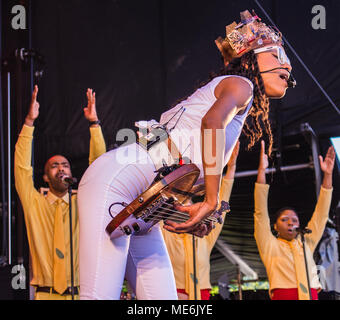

{"left": 293, "top": 226, "right": 312, "bottom": 234}
{"left": 260, "top": 67, "right": 297, "bottom": 88}
{"left": 287, "top": 73, "right": 297, "bottom": 88}
{"left": 61, "top": 175, "right": 77, "bottom": 186}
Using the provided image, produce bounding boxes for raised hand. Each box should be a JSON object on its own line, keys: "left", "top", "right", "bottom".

{"left": 25, "top": 85, "right": 40, "bottom": 127}
{"left": 84, "top": 88, "right": 99, "bottom": 123}
{"left": 227, "top": 140, "right": 240, "bottom": 167}
{"left": 224, "top": 140, "right": 240, "bottom": 180}
{"left": 259, "top": 140, "right": 269, "bottom": 171}
{"left": 256, "top": 140, "right": 269, "bottom": 184}
{"left": 319, "top": 146, "right": 335, "bottom": 176}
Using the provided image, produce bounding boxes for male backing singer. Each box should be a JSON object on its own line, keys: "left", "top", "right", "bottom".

{"left": 14, "top": 86, "right": 106, "bottom": 300}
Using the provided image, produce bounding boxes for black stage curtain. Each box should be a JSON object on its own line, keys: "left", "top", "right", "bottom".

{"left": 28, "top": 0, "right": 340, "bottom": 184}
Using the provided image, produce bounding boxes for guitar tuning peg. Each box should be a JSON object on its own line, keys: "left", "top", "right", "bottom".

{"left": 219, "top": 201, "right": 230, "bottom": 213}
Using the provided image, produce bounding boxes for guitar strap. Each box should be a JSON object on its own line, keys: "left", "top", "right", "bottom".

{"left": 143, "top": 137, "right": 180, "bottom": 170}
{"left": 135, "top": 120, "right": 186, "bottom": 170}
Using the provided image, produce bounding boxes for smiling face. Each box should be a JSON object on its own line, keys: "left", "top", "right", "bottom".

{"left": 43, "top": 155, "right": 72, "bottom": 195}
{"left": 274, "top": 209, "right": 300, "bottom": 241}
{"left": 255, "top": 45, "right": 292, "bottom": 98}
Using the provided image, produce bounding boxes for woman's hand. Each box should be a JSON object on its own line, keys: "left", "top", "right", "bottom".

{"left": 224, "top": 140, "right": 240, "bottom": 180}
{"left": 25, "top": 85, "right": 40, "bottom": 127}
{"left": 319, "top": 146, "right": 335, "bottom": 189}
{"left": 319, "top": 146, "right": 335, "bottom": 175}
{"left": 163, "top": 201, "right": 216, "bottom": 236}
{"left": 227, "top": 140, "right": 240, "bottom": 167}
{"left": 84, "top": 88, "right": 99, "bottom": 123}
{"left": 256, "top": 140, "right": 268, "bottom": 184}
{"left": 258, "top": 140, "right": 269, "bottom": 171}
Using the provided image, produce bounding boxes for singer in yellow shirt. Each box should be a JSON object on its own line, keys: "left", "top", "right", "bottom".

{"left": 254, "top": 141, "right": 334, "bottom": 300}
{"left": 161, "top": 141, "right": 239, "bottom": 300}
{"left": 14, "top": 86, "right": 106, "bottom": 300}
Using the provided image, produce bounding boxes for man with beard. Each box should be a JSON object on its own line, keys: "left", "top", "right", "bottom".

{"left": 14, "top": 85, "right": 106, "bottom": 299}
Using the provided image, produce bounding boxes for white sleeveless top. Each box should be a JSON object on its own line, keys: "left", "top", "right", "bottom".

{"left": 159, "top": 75, "right": 254, "bottom": 182}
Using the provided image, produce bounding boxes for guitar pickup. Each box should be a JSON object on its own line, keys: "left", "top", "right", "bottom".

{"left": 140, "top": 195, "right": 169, "bottom": 222}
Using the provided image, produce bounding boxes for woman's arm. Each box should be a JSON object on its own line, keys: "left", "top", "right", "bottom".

{"left": 201, "top": 77, "right": 252, "bottom": 207}
{"left": 254, "top": 141, "right": 276, "bottom": 256}
{"left": 224, "top": 140, "right": 239, "bottom": 180}
{"left": 306, "top": 147, "right": 335, "bottom": 251}
{"left": 256, "top": 140, "right": 267, "bottom": 185}
{"left": 206, "top": 141, "right": 240, "bottom": 248}
{"left": 164, "top": 77, "right": 253, "bottom": 234}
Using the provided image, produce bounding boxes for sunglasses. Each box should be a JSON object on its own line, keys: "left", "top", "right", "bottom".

{"left": 253, "top": 45, "right": 291, "bottom": 66}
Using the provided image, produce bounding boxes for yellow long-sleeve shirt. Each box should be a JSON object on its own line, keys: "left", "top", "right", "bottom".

{"left": 161, "top": 178, "right": 234, "bottom": 300}
{"left": 14, "top": 124, "right": 106, "bottom": 289}
{"left": 254, "top": 183, "right": 333, "bottom": 297}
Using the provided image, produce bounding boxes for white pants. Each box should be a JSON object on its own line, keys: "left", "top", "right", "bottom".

{"left": 77, "top": 143, "right": 178, "bottom": 300}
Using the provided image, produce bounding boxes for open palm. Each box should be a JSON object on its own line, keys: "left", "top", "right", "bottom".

{"left": 319, "top": 147, "right": 335, "bottom": 175}
{"left": 84, "top": 88, "right": 98, "bottom": 122}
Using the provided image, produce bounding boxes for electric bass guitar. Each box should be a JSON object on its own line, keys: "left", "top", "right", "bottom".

{"left": 106, "top": 163, "right": 230, "bottom": 238}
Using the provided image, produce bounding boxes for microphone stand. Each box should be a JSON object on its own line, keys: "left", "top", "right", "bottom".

{"left": 298, "top": 229, "right": 312, "bottom": 300}
{"left": 67, "top": 183, "right": 76, "bottom": 300}
{"left": 192, "top": 235, "right": 197, "bottom": 300}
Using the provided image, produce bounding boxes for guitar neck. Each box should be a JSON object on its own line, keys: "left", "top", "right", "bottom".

{"left": 161, "top": 206, "right": 218, "bottom": 225}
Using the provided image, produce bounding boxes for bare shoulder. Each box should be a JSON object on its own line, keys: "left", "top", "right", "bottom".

{"left": 214, "top": 76, "right": 253, "bottom": 109}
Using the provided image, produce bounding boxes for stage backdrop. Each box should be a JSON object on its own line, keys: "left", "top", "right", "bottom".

{"left": 27, "top": 0, "right": 340, "bottom": 179}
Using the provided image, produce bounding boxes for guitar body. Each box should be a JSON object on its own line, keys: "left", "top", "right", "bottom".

{"left": 106, "top": 164, "right": 201, "bottom": 239}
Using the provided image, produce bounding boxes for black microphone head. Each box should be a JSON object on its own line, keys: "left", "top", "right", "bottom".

{"left": 287, "top": 73, "right": 297, "bottom": 88}
{"left": 260, "top": 67, "right": 297, "bottom": 88}
{"left": 61, "top": 175, "right": 77, "bottom": 185}
{"left": 294, "top": 227, "right": 312, "bottom": 234}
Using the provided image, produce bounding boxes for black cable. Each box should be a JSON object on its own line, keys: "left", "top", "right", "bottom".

{"left": 169, "top": 107, "right": 186, "bottom": 132}
{"left": 108, "top": 202, "right": 128, "bottom": 219}
{"left": 161, "top": 106, "right": 185, "bottom": 130}
{"left": 260, "top": 67, "right": 297, "bottom": 88}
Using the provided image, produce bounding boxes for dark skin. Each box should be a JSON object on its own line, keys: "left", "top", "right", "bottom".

{"left": 164, "top": 45, "right": 292, "bottom": 236}
{"left": 25, "top": 85, "right": 100, "bottom": 197}
{"left": 43, "top": 155, "right": 72, "bottom": 197}
{"left": 164, "top": 77, "right": 251, "bottom": 236}
{"left": 257, "top": 140, "right": 335, "bottom": 242}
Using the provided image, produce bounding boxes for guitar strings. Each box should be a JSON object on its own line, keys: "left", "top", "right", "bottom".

{"left": 149, "top": 206, "right": 217, "bottom": 223}
{"left": 143, "top": 208, "right": 218, "bottom": 225}
{"left": 146, "top": 212, "right": 211, "bottom": 225}
{"left": 153, "top": 206, "right": 217, "bottom": 223}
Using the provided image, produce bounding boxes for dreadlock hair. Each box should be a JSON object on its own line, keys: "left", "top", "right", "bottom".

{"left": 171, "top": 50, "right": 274, "bottom": 156}
{"left": 223, "top": 50, "right": 273, "bottom": 156}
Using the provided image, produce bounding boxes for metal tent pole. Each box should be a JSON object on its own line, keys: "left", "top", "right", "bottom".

{"left": 234, "top": 162, "right": 313, "bottom": 179}
{"left": 7, "top": 72, "right": 12, "bottom": 266}
{"left": 300, "top": 123, "right": 322, "bottom": 198}
{"left": 0, "top": 0, "right": 9, "bottom": 267}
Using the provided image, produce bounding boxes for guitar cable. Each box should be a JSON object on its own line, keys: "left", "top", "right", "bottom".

{"left": 108, "top": 202, "right": 128, "bottom": 219}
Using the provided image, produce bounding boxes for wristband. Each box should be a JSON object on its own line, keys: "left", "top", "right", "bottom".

{"left": 89, "top": 120, "right": 101, "bottom": 126}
